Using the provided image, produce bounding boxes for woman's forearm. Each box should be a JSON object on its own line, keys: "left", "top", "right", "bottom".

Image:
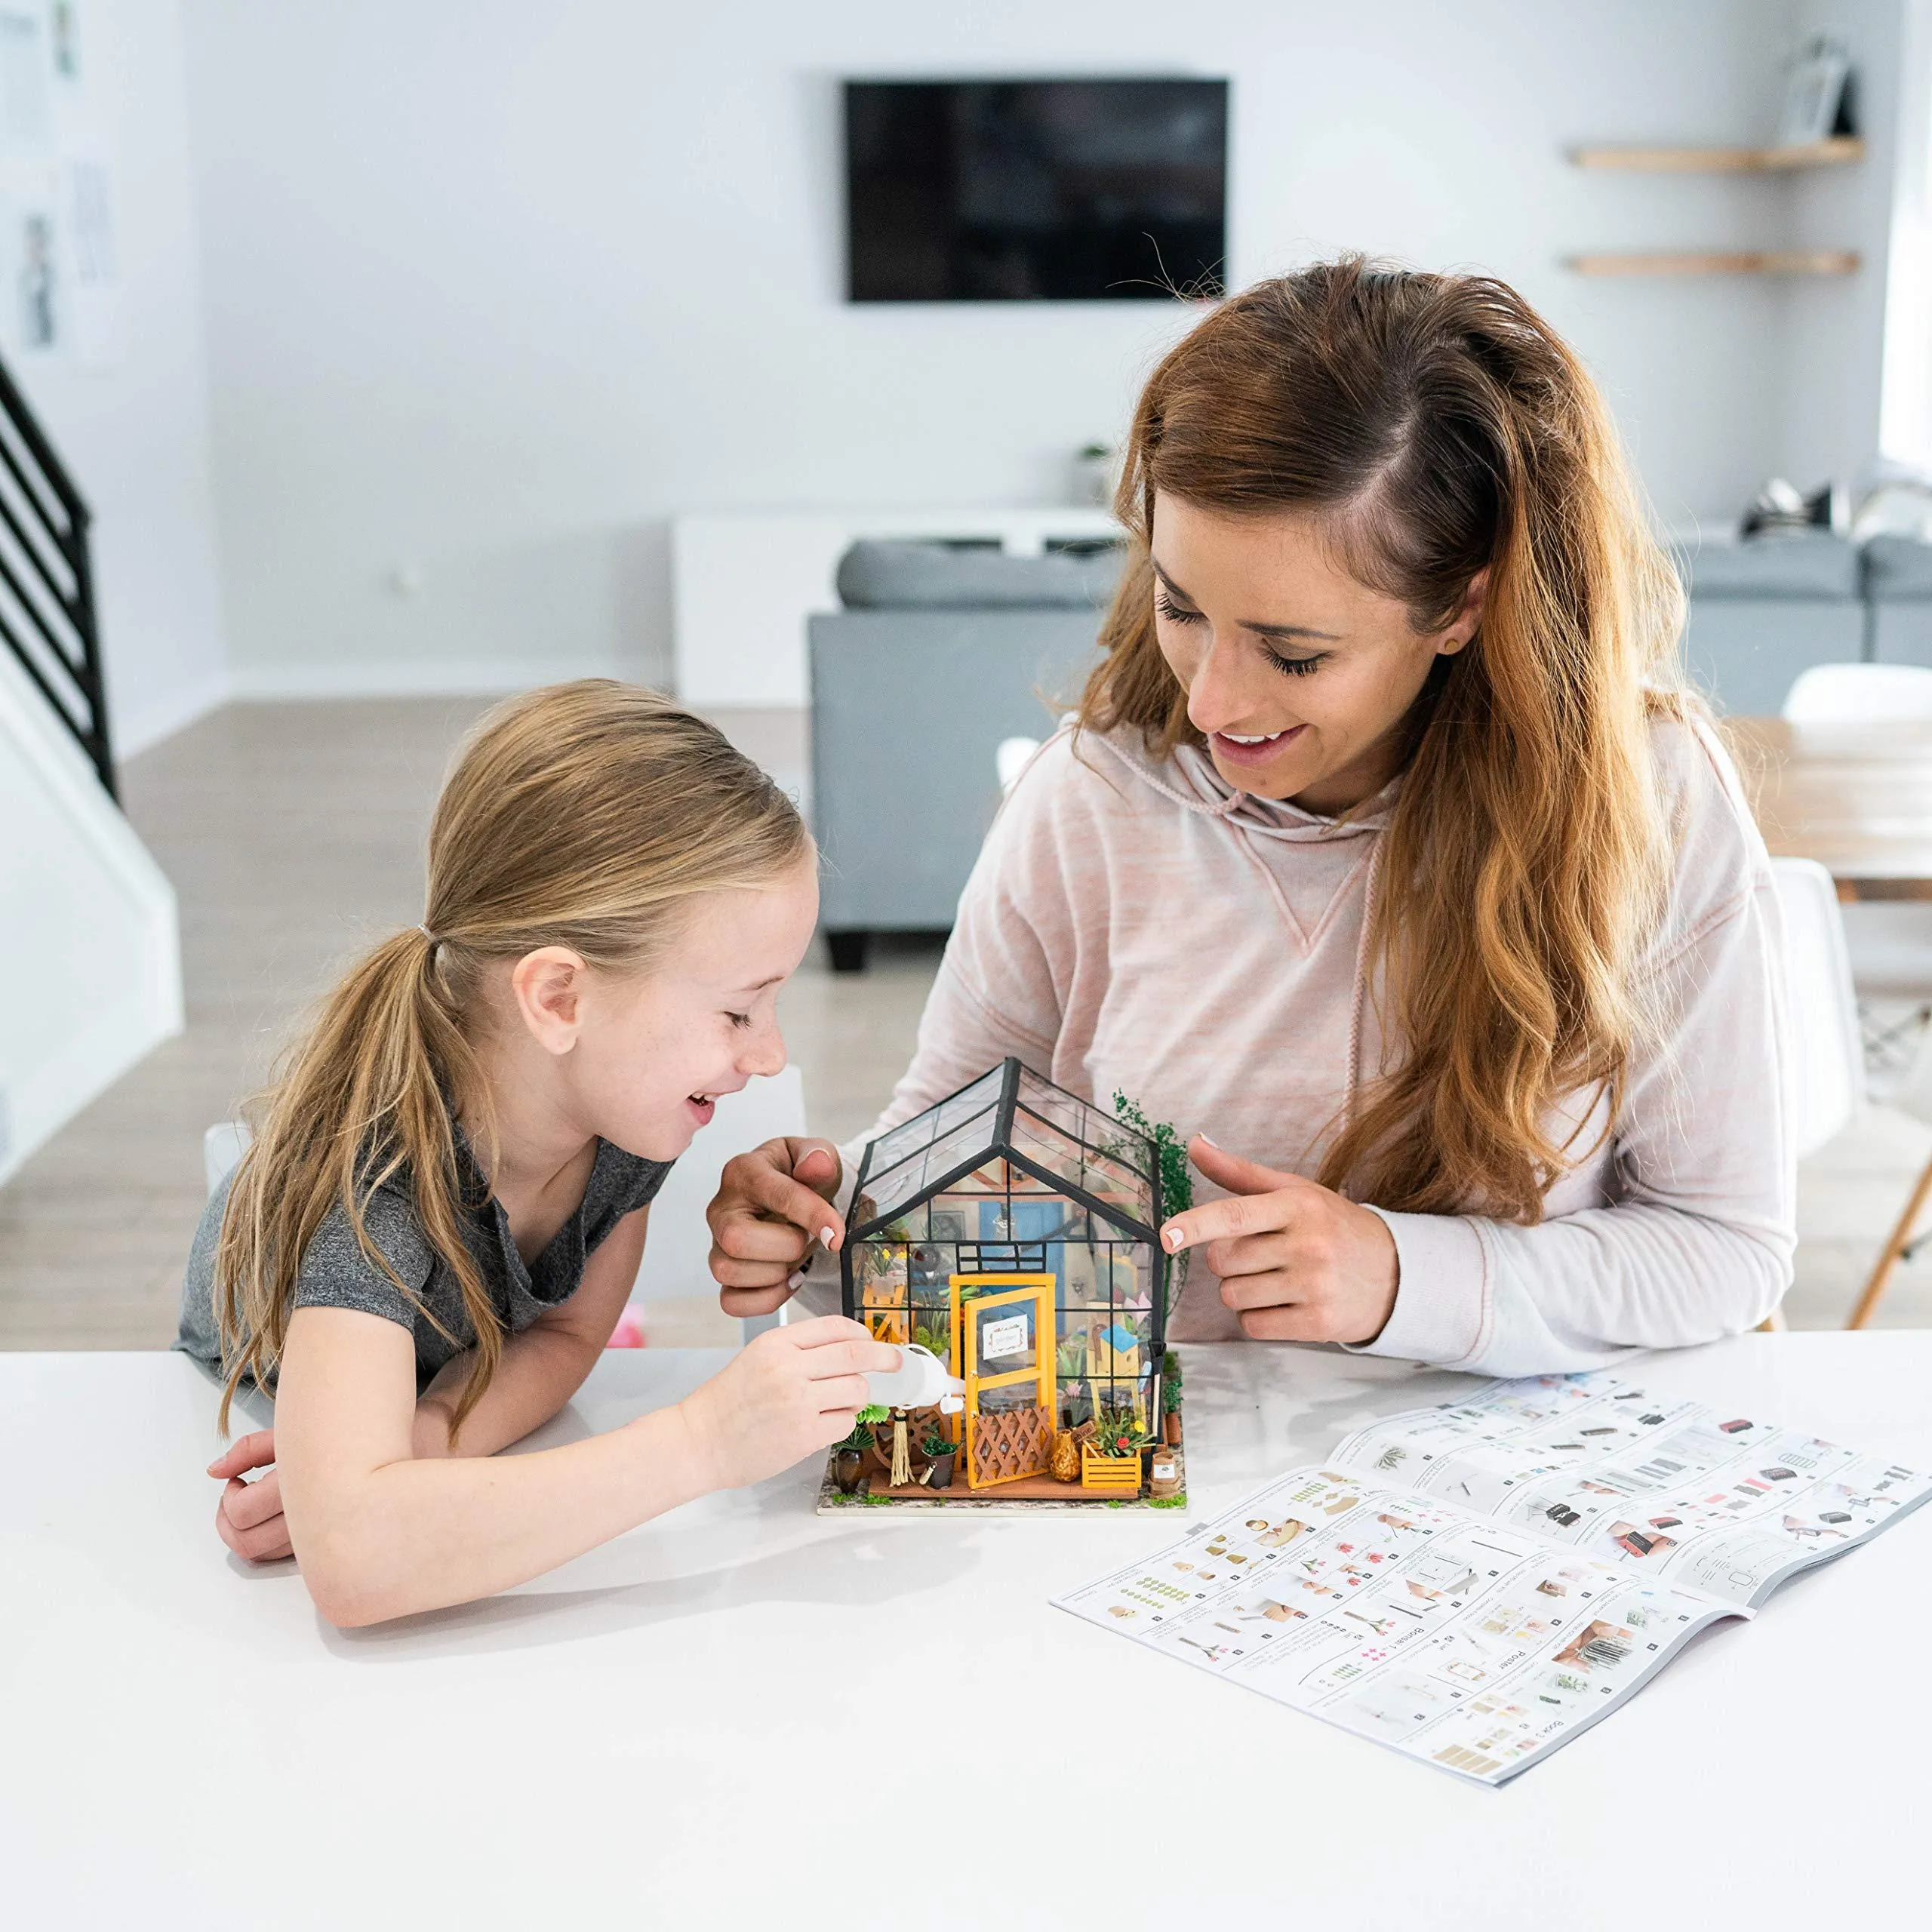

{"left": 294, "top": 1402, "right": 715, "bottom": 1626}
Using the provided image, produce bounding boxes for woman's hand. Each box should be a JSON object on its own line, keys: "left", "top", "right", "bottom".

{"left": 674, "top": 1315, "right": 899, "bottom": 1491}
{"left": 708, "top": 1137, "right": 844, "bottom": 1318}
{"left": 209, "top": 1431, "right": 292, "bottom": 1561}
{"left": 1161, "top": 1137, "right": 1400, "bottom": 1345}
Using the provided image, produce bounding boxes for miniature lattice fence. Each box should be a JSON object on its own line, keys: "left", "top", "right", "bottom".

{"left": 972, "top": 1405, "right": 1051, "bottom": 1483}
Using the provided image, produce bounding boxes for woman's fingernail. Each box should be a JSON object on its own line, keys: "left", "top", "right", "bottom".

{"left": 1199, "top": 1134, "right": 1220, "bottom": 1148}
{"left": 1163, "top": 1226, "right": 1185, "bottom": 1252}
{"left": 819, "top": 1226, "right": 838, "bottom": 1249}
{"left": 787, "top": 1271, "right": 806, "bottom": 1291}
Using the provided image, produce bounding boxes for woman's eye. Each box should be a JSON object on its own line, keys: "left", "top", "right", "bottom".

{"left": 1266, "top": 651, "right": 1324, "bottom": 678}
{"left": 1155, "top": 591, "right": 1203, "bottom": 625}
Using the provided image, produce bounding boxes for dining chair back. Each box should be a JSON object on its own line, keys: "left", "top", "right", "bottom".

{"left": 1782, "top": 661, "right": 1932, "bottom": 724}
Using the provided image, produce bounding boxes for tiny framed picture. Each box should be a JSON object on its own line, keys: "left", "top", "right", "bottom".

{"left": 1777, "top": 35, "right": 1853, "bottom": 146}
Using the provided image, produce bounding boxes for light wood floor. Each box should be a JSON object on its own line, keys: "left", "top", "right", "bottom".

{"left": 3, "top": 697, "right": 1926, "bottom": 1349}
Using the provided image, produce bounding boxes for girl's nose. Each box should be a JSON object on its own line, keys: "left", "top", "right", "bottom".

{"left": 740, "top": 1019, "right": 787, "bottom": 1078}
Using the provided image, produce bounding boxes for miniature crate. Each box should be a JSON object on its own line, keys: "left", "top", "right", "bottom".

{"left": 1080, "top": 1445, "right": 1143, "bottom": 1495}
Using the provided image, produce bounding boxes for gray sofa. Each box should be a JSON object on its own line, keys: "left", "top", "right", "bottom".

{"left": 1679, "top": 531, "right": 1932, "bottom": 715}
{"left": 809, "top": 540, "right": 1118, "bottom": 971}
{"left": 810, "top": 531, "right": 1932, "bottom": 965}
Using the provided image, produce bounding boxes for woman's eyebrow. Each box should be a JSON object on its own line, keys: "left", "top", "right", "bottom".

{"left": 1151, "top": 555, "right": 1343, "bottom": 642}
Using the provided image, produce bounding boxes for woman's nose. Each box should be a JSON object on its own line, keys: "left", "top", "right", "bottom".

{"left": 1186, "top": 633, "right": 1254, "bottom": 734}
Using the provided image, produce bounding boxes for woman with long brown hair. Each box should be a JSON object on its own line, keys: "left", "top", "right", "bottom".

{"left": 713, "top": 258, "right": 1792, "bottom": 1371}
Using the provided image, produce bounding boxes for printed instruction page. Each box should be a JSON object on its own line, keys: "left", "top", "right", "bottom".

{"left": 1055, "top": 1466, "right": 1740, "bottom": 1784}
{"left": 1330, "top": 1372, "right": 1932, "bottom": 1609}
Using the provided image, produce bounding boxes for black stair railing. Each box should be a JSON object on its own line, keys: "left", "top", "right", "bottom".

{"left": 0, "top": 350, "right": 111, "bottom": 798}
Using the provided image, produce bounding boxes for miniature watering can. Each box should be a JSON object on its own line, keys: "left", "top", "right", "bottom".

{"left": 864, "top": 1342, "right": 964, "bottom": 1414}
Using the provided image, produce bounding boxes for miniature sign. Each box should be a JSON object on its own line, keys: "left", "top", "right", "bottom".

{"left": 980, "top": 1314, "right": 1029, "bottom": 1362}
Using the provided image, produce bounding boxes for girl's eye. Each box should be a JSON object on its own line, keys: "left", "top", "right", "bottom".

{"left": 1266, "top": 651, "right": 1325, "bottom": 678}
{"left": 726, "top": 1011, "right": 753, "bottom": 1030}
{"left": 1155, "top": 590, "right": 1203, "bottom": 625}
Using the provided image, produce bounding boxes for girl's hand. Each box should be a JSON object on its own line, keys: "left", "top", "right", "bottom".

{"left": 674, "top": 1315, "right": 900, "bottom": 1492}
{"left": 208, "top": 1431, "right": 293, "bottom": 1562}
{"left": 709, "top": 1137, "right": 844, "bottom": 1318}
{"left": 1161, "top": 1137, "right": 1399, "bottom": 1346}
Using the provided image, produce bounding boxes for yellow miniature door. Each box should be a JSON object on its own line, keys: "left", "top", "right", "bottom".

{"left": 950, "top": 1274, "right": 1055, "bottom": 1490}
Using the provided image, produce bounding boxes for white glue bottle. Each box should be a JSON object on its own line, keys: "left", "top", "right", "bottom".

{"left": 864, "top": 1342, "right": 965, "bottom": 1414}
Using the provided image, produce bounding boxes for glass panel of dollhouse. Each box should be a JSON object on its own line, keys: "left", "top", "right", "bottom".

{"left": 863, "top": 1066, "right": 1004, "bottom": 1176}
{"left": 1009, "top": 1103, "right": 1155, "bottom": 1228}
{"left": 1054, "top": 1237, "right": 1142, "bottom": 1310}
{"left": 856, "top": 1242, "right": 909, "bottom": 1343}
{"left": 860, "top": 1107, "right": 1003, "bottom": 1224}
{"left": 968, "top": 1296, "right": 1038, "bottom": 1379}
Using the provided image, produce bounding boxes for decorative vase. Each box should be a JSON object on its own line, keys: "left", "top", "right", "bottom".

{"left": 834, "top": 1447, "right": 863, "bottom": 1494}
{"left": 1050, "top": 1430, "right": 1081, "bottom": 1484}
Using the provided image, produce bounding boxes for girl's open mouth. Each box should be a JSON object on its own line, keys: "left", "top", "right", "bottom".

{"left": 1211, "top": 724, "right": 1306, "bottom": 768}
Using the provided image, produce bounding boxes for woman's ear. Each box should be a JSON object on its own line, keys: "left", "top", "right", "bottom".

{"left": 509, "top": 946, "right": 589, "bottom": 1056}
{"left": 1437, "top": 567, "right": 1491, "bottom": 657}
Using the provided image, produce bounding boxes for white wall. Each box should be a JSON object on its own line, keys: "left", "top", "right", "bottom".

{"left": 1780, "top": 0, "right": 1909, "bottom": 494}
{"left": 12, "top": 0, "right": 227, "bottom": 756}
{"left": 179, "top": 0, "right": 1828, "bottom": 700}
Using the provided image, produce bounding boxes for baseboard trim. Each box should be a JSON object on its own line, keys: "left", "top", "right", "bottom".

{"left": 228, "top": 658, "right": 664, "bottom": 700}
{"left": 117, "top": 668, "right": 234, "bottom": 760}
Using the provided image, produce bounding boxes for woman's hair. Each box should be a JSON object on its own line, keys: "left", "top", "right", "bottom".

{"left": 213, "top": 680, "right": 809, "bottom": 1436}
{"left": 1081, "top": 257, "right": 1685, "bottom": 1222}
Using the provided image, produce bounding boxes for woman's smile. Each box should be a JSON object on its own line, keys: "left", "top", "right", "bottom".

{"left": 1211, "top": 724, "right": 1307, "bottom": 768}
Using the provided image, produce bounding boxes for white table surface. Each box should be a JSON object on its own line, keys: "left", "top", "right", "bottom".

{"left": 3, "top": 1334, "right": 1927, "bottom": 1930}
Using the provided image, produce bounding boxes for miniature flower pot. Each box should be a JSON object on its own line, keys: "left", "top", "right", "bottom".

{"left": 1148, "top": 1445, "right": 1182, "bottom": 1499}
{"left": 1164, "top": 1411, "right": 1183, "bottom": 1447}
{"left": 834, "top": 1447, "right": 863, "bottom": 1494}
{"left": 924, "top": 1451, "right": 956, "bottom": 1490}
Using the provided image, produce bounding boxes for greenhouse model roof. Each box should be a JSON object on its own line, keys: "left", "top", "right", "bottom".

{"left": 847, "top": 1057, "right": 1163, "bottom": 1244}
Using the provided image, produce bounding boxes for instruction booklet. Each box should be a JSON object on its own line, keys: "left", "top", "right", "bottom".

{"left": 1054, "top": 1370, "right": 1931, "bottom": 1784}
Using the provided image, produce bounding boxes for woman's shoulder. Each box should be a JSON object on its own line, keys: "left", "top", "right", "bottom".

{"left": 995, "top": 721, "right": 1180, "bottom": 832}
{"left": 1645, "top": 701, "right": 1773, "bottom": 946}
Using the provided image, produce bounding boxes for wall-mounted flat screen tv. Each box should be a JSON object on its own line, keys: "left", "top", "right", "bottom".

{"left": 844, "top": 78, "right": 1228, "bottom": 303}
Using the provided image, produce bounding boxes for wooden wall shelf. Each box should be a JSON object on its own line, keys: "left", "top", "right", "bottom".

{"left": 1569, "top": 249, "right": 1860, "bottom": 277}
{"left": 1571, "top": 137, "right": 1864, "bottom": 173}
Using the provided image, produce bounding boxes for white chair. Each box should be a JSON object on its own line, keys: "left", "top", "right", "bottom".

{"left": 1767, "top": 858, "right": 1866, "bottom": 1331}
{"left": 1779, "top": 664, "right": 1932, "bottom": 1067}
{"left": 996, "top": 734, "right": 1042, "bottom": 793}
{"left": 1781, "top": 662, "right": 1932, "bottom": 724}
{"left": 205, "top": 1069, "right": 808, "bottom": 1347}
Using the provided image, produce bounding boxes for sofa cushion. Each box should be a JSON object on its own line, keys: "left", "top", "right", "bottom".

{"left": 1865, "top": 535, "right": 1932, "bottom": 601}
{"left": 836, "top": 539, "right": 1124, "bottom": 610}
{"left": 1678, "top": 530, "right": 1859, "bottom": 599}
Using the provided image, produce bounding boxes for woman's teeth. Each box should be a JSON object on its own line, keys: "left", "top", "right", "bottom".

{"left": 1224, "top": 731, "right": 1287, "bottom": 745}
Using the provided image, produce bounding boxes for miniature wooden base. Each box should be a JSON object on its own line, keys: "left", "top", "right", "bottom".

{"left": 815, "top": 1443, "right": 1186, "bottom": 1515}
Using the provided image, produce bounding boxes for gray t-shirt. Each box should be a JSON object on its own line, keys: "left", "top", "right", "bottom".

{"left": 177, "top": 1134, "right": 672, "bottom": 1391}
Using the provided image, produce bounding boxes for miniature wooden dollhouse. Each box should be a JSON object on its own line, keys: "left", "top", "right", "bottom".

{"left": 822, "top": 1059, "right": 1183, "bottom": 1511}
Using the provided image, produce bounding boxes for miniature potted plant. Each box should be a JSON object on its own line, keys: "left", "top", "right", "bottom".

{"left": 921, "top": 1423, "right": 956, "bottom": 1490}
{"left": 1161, "top": 1349, "right": 1183, "bottom": 1446}
{"left": 1080, "top": 1405, "right": 1150, "bottom": 1494}
{"left": 836, "top": 1402, "right": 890, "bottom": 1493}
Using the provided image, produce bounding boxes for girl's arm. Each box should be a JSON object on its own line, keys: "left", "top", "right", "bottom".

{"left": 274, "top": 1306, "right": 897, "bottom": 1627}
{"left": 209, "top": 1208, "right": 651, "bottom": 1561}
{"left": 414, "top": 1205, "right": 649, "bottom": 1457}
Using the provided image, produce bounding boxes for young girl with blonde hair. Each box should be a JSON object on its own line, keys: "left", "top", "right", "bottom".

{"left": 178, "top": 680, "right": 891, "bottom": 1626}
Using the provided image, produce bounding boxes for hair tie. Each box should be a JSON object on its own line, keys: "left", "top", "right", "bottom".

{"left": 417, "top": 924, "right": 438, "bottom": 945}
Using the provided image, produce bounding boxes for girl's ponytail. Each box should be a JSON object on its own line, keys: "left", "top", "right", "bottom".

{"left": 213, "top": 680, "right": 808, "bottom": 1438}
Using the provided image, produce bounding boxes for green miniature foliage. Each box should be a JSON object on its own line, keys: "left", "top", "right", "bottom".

{"left": 1147, "top": 1493, "right": 1189, "bottom": 1509}
{"left": 1055, "top": 1334, "right": 1088, "bottom": 1377}
{"left": 920, "top": 1426, "right": 953, "bottom": 1458}
{"left": 861, "top": 1491, "right": 893, "bottom": 1506}
{"left": 837, "top": 1402, "right": 892, "bottom": 1454}
{"left": 1161, "top": 1347, "right": 1183, "bottom": 1415}
{"left": 1091, "top": 1407, "right": 1149, "bottom": 1458}
{"left": 856, "top": 1403, "right": 890, "bottom": 1426}
{"left": 912, "top": 1318, "right": 950, "bottom": 1359}
{"left": 1114, "top": 1091, "right": 1193, "bottom": 1311}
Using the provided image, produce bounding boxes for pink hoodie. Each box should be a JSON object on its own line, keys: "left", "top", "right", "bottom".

{"left": 829, "top": 715, "right": 1793, "bottom": 1377}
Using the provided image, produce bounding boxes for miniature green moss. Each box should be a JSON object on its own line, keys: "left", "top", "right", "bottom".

{"left": 1148, "top": 1494, "right": 1188, "bottom": 1509}
{"left": 860, "top": 1491, "right": 894, "bottom": 1506}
